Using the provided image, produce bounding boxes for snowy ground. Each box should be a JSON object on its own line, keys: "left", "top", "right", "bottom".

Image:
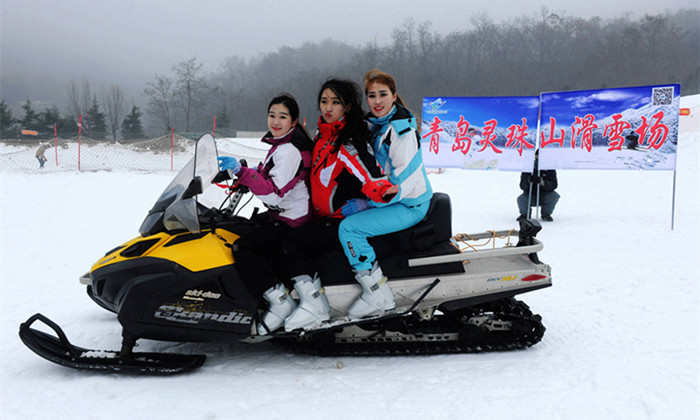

{"left": 1, "top": 96, "right": 698, "bottom": 419}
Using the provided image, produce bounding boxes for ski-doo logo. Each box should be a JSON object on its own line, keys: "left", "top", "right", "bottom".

{"left": 426, "top": 98, "right": 448, "bottom": 115}
{"left": 487, "top": 275, "right": 517, "bottom": 282}
{"left": 184, "top": 289, "right": 221, "bottom": 300}
{"left": 155, "top": 305, "right": 252, "bottom": 325}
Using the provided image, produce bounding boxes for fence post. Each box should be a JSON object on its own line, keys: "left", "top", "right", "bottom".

{"left": 171, "top": 127, "right": 174, "bottom": 171}
{"left": 54, "top": 124, "right": 58, "bottom": 166}
{"left": 78, "top": 115, "right": 82, "bottom": 172}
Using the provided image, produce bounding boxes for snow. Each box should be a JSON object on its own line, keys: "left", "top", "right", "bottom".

{"left": 1, "top": 96, "right": 698, "bottom": 419}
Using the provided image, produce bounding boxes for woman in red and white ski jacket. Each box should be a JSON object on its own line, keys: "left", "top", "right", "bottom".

{"left": 277, "top": 79, "right": 395, "bottom": 334}
{"left": 310, "top": 115, "right": 389, "bottom": 218}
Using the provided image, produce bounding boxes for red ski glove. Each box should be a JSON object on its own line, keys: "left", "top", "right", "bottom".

{"left": 362, "top": 179, "right": 397, "bottom": 203}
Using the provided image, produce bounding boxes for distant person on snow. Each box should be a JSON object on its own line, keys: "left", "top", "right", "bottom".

{"left": 217, "top": 93, "right": 314, "bottom": 316}
{"left": 626, "top": 132, "right": 640, "bottom": 150}
{"left": 35, "top": 143, "right": 50, "bottom": 168}
{"left": 517, "top": 150, "right": 559, "bottom": 222}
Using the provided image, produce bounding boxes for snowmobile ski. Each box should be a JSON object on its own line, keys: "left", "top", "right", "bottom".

{"left": 19, "top": 313, "right": 206, "bottom": 374}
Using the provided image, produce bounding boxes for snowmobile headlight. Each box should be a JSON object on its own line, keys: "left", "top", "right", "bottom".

{"left": 79, "top": 272, "right": 93, "bottom": 286}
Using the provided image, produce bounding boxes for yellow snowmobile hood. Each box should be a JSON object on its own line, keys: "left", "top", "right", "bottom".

{"left": 91, "top": 229, "right": 240, "bottom": 273}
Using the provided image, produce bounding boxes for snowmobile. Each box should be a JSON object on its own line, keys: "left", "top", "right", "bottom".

{"left": 19, "top": 134, "right": 552, "bottom": 374}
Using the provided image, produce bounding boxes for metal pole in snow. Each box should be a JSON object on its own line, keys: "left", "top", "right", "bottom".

{"left": 212, "top": 115, "right": 217, "bottom": 138}
{"left": 54, "top": 124, "right": 58, "bottom": 166}
{"left": 78, "top": 115, "right": 82, "bottom": 172}
{"left": 171, "top": 127, "right": 174, "bottom": 171}
{"left": 671, "top": 170, "right": 677, "bottom": 230}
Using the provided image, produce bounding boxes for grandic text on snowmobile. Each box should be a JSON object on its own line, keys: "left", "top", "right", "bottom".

{"left": 19, "top": 134, "right": 552, "bottom": 374}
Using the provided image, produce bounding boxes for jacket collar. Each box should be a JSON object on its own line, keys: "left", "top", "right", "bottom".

{"left": 262, "top": 127, "right": 296, "bottom": 146}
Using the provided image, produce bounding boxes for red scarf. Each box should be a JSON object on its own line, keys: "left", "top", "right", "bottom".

{"left": 316, "top": 116, "right": 345, "bottom": 145}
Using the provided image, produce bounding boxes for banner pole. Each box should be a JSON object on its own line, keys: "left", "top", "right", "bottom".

{"left": 671, "top": 170, "right": 677, "bottom": 230}
{"left": 534, "top": 94, "right": 543, "bottom": 220}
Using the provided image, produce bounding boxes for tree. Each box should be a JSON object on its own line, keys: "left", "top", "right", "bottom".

{"left": 58, "top": 115, "right": 79, "bottom": 138}
{"left": 66, "top": 79, "right": 92, "bottom": 121}
{"left": 172, "top": 57, "right": 208, "bottom": 132}
{"left": 37, "top": 106, "right": 61, "bottom": 135}
{"left": 19, "top": 99, "right": 40, "bottom": 132}
{"left": 121, "top": 105, "right": 145, "bottom": 139}
{"left": 0, "top": 99, "right": 16, "bottom": 138}
{"left": 215, "top": 104, "right": 232, "bottom": 136}
{"left": 144, "top": 73, "right": 174, "bottom": 134}
{"left": 84, "top": 96, "right": 107, "bottom": 139}
{"left": 102, "top": 84, "right": 126, "bottom": 140}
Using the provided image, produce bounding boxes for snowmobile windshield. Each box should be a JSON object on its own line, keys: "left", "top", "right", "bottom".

{"left": 139, "top": 134, "right": 220, "bottom": 235}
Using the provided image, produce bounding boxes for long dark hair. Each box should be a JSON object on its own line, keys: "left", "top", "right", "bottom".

{"left": 317, "top": 78, "right": 370, "bottom": 151}
{"left": 268, "top": 93, "right": 312, "bottom": 143}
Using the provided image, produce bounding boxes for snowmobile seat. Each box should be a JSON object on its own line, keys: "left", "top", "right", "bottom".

{"left": 370, "top": 192, "right": 453, "bottom": 253}
{"left": 318, "top": 193, "right": 464, "bottom": 285}
{"left": 369, "top": 192, "right": 464, "bottom": 279}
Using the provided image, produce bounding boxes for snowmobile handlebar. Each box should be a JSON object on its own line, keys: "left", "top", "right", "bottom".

{"left": 212, "top": 158, "right": 250, "bottom": 195}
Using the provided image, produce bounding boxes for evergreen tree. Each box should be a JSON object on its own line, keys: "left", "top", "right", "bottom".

{"left": 37, "top": 106, "right": 62, "bottom": 135}
{"left": 58, "top": 115, "right": 79, "bottom": 138}
{"left": 20, "top": 99, "right": 40, "bottom": 132}
{"left": 0, "top": 99, "right": 16, "bottom": 138}
{"left": 85, "top": 96, "right": 107, "bottom": 139}
{"left": 215, "top": 104, "right": 232, "bottom": 136}
{"left": 121, "top": 105, "right": 145, "bottom": 139}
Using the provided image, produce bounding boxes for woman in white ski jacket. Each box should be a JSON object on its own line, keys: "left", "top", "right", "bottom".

{"left": 217, "top": 93, "right": 313, "bottom": 303}
{"left": 338, "top": 69, "right": 433, "bottom": 319}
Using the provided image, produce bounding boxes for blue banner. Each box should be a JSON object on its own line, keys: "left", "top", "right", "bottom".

{"left": 538, "top": 84, "right": 680, "bottom": 170}
{"left": 421, "top": 84, "right": 681, "bottom": 171}
{"left": 420, "top": 96, "right": 540, "bottom": 171}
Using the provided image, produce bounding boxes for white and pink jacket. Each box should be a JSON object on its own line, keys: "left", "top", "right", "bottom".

{"left": 236, "top": 128, "right": 313, "bottom": 228}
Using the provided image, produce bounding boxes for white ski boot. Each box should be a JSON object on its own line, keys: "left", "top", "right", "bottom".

{"left": 257, "top": 283, "right": 297, "bottom": 335}
{"left": 284, "top": 274, "right": 330, "bottom": 332}
{"left": 348, "top": 263, "right": 395, "bottom": 319}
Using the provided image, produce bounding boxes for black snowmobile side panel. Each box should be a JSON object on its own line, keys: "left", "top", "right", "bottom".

{"left": 89, "top": 256, "right": 258, "bottom": 342}
{"left": 19, "top": 314, "right": 205, "bottom": 374}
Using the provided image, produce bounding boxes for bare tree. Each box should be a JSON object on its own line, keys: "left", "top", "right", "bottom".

{"left": 143, "top": 74, "right": 174, "bottom": 134}
{"left": 172, "top": 57, "right": 208, "bottom": 132}
{"left": 66, "top": 79, "right": 92, "bottom": 122}
{"left": 101, "top": 84, "right": 126, "bottom": 140}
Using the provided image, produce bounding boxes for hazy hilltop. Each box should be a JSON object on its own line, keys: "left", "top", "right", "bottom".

{"left": 1, "top": 7, "right": 698, "bottom": 137}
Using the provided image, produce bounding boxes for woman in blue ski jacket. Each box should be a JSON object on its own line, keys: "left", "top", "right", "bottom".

{"left": 338, "top": 69, "right": 433, "bottom": 319}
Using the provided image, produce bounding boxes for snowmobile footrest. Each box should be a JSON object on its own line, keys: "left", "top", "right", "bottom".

{"left": 19, "top": 313, "right": 206, "bottom": 374}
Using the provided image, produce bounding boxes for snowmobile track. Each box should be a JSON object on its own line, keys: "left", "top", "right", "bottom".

{"left": 282, "top": 298, "right": 546, "bottom": 356}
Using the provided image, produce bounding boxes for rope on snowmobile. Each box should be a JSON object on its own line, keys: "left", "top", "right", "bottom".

{"left": 450, "top": 229, "right": 517, "bottom": 252}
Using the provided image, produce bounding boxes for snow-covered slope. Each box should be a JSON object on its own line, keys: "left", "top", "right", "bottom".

{"left": 1, "top": 96, "right": 698, "bottom": 420}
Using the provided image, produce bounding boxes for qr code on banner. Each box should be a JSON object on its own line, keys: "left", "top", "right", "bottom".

{"left": 652, "top": 86, "right": 673, "bottom": 106}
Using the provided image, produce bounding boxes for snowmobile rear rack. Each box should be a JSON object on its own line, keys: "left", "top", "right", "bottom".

{"left": 408, "top": 230, "right": 543, "bottom": 267}
{"left": 19, "top": 313, "right": 206, "bottom": 374}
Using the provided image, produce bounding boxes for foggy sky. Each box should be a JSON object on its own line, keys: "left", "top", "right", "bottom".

{"left": 1, "top": 0, "right": 697, "bottom": 110}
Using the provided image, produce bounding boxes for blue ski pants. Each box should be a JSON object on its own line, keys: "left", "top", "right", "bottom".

{"left": 338, "top": 201, "right": 429, "bottom": 271}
